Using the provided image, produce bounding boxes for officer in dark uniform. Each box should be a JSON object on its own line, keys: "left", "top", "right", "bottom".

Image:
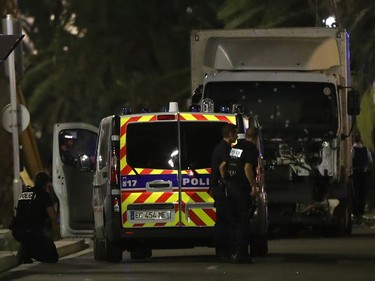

{"left": 210, "top": 123, "right": 238, "bottom": 261}
{"left": 12, "top": 172, "right": 59, "bottom": 264}
{"left": 220, "top": 126, "right": 259, "bottom": 263}
{"left": 351, "top": 133, "right": 373, "bottom": 222}
{"left": 59, "top": 132, "right": 76, "bottom": 166}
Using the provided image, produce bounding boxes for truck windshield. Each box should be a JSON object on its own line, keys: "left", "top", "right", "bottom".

{"left": 205, "top": 81, "right": 338, "bottom": 140}
{"left": 126, "top": 121, "right": 225, "bottom": 170}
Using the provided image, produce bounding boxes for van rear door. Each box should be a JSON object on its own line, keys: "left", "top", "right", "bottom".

{"left": 53, "top": 122, "right": 98, "bottom": 237}
{"left": 120, "top": 113, "right": 236, "bottom": 231}
{"left": 178, "top": 113, "right": 236, "bottom": 228}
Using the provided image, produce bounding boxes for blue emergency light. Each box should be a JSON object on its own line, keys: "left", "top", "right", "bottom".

{"left": 121, "top": 107, "right": 132, "bottom": 115}
{"left": 189, "top": 105, "right": 200, "bottom": 112}
{"left": 220, "top": 106, "right": 230, "bottom": 113}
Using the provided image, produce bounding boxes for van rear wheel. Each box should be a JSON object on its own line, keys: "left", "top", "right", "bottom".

{"left": 94, "top": 227, "right": 123, "bottom": 262}
{"left": 104, "top": 234, "right": 123, "bottom": 262}
{"left": 94, "top": 234, "right": 123, "bottom": 262}
{"left": 93, "top": 231, "right": 106, "bottom": 261}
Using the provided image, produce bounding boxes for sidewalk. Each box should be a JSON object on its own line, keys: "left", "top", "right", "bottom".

{"left": 0, "top": 229, "right": 89, "bottom": 273}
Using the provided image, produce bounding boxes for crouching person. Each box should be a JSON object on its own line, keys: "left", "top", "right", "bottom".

{"left": 11, "top": 172, "right": 59, "bottom": 264}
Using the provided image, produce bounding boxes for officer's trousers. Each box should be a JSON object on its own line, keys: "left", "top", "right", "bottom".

{"left": 212, "top": 184, "right": 232, "bottom": 255}
{"left": 12, "top": 228, "right": 58, "bottom": 263}
{"left": 352, "top": 169, "right": 368, "bottom": 218}
{"left": 227, "top": 184, "right": 253, "bottom": 255}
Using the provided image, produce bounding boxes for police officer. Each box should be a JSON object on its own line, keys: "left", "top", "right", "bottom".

{"left": 12, "top": 172, "right": 59, "bottom": 264}
{"left": 220, "top": 126, "right": 259, "bottom": 263}
{"left": 59, "top": 132, "right": 76, "bottom": 166}
{"left": 351, "top": 133, "right": 373, "bottom": 223}
{"left": 210, "top": 123, "right": 238, "bottom": 261}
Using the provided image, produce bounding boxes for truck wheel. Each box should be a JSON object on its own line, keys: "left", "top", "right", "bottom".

{"left": 344, "top": 197, "right": 353, "bottom": 236}
{"left": 130, "top": 247, "right": 152, "bottom": 260}
{"left": 333, "top": 210, "right": 352, "bottom": 237}
{"left": 250, "top": 235, "right": 268, "bottom": 257}
{"left": 323, "top": 216, "right": 351, "bottom": 237}
{"left": 326, "top": 201, "right": 352, "bottom": 237}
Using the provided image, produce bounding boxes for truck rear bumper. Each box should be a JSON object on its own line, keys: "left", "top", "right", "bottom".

{"left": 268, "top": 201, "right": 344, "bottom": 226}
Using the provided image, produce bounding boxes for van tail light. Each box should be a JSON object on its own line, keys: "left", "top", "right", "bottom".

{"left": 110, "top": 146, "right": 119, "bottom": 185}
{"left": 113, "top": 197, "right": 120, "bottom": 213}
{"left": 157, "top": 114, "right": 176, "bottom": 120}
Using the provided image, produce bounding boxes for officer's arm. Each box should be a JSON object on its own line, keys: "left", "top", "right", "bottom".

{"left": 244, "top": 163, "right": 256, "bottom": 196}
{"left": 219, "top": 161, "right": 226, "bottom": 180}
{"left": 46, "top": 206, "right": 60, "bottom": 240}
{"left": 367, "top": 148, "right": 373, "bottom": 165}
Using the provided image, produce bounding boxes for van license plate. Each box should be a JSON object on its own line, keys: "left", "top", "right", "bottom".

{"left": 130, "top": 210, "right": 171, "bottom": 220}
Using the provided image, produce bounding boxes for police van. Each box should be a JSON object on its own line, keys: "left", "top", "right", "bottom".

{"left": 52, "top": 101, "right": 268, "bottom": 262}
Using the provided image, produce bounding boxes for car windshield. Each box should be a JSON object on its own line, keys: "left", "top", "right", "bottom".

{"left": 126, "top": 121, "right": 226, "bottom": 170}
{"left": 205, "top": 81, "right": 338, "bottom": 140}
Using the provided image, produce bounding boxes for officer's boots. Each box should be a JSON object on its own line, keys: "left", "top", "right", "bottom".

{"left": 230, "top": 246, "right": 254, "bottom": 264}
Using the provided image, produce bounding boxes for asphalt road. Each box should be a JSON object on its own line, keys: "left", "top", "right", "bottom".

{"left": 1, "top": 225, "right": 374, "bottom": 281}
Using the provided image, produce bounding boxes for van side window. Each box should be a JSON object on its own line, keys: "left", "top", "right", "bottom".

{"left": 98, "top": 123, "right": 110, "bottom": 170}
{"left": 59, "top": 129, "right": 97, "bottom": 166}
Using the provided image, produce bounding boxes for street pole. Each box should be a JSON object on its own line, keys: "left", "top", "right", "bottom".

{"left": 3, "top": 14, "right": 22, "bottom": 214}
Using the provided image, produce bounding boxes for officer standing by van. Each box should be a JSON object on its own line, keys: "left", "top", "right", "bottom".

{"left": 351, "top": 133, "right": 373, "bottom": 223}
{"left": 11, "top": 172, "right": 59, "bottom": 264}
{"left": 220, "top": 126, "right": 259, "bottom": 263}
{"left": 210, "top": 123, "right": 238, "bottom": 261}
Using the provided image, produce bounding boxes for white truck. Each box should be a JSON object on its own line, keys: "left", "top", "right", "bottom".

{"left": 190, "top": 27, "right": 359, "bottom": 235}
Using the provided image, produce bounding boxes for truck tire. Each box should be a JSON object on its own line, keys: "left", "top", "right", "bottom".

{"left": 322, "top": 208, "right": 352, "bottom": 237}
{"left": 336, "top": 204, "right": 352, "bottom": 236}
{"left": 328, "top": 198, "right": 352, "bottom": 237}
{"left": 250, "top": 235, "right": 268, "bottom": 257}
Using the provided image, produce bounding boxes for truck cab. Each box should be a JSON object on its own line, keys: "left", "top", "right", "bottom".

{"left": 52, "top": 104, "right": 268, "bottom": 262}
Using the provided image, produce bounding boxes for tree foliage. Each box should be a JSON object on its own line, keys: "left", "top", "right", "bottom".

{"left": 218, "top": 0, "right": 334, "bottom": 28}
{"left": 19, "top": 0, "right": 224, "bottom": 135}
{"left": 3, "top": 0, "right": 375, "bottom": 154}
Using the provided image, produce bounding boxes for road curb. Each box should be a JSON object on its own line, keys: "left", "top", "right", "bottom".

{"left": 0, "top": 238, "right": 89, "bottom": 273}
{"left": 0, "top": 252, "right": 16, "bottom": 273}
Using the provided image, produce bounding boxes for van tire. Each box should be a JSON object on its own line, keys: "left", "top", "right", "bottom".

{"left": 94, "top": 227, "right": 123, "bottom": 262}
{"left": 104, "top": 235, "right": 123, "bottom": 262}
{"left": 93, "top": 231, "right": 106, "bottom": 261}
{"left": 94, "top": 238, "right": 105, "bottom": 261}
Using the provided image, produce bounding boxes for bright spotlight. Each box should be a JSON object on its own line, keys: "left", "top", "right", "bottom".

{"left": 324, "top": 16, "right": 336, "bottom": 28}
